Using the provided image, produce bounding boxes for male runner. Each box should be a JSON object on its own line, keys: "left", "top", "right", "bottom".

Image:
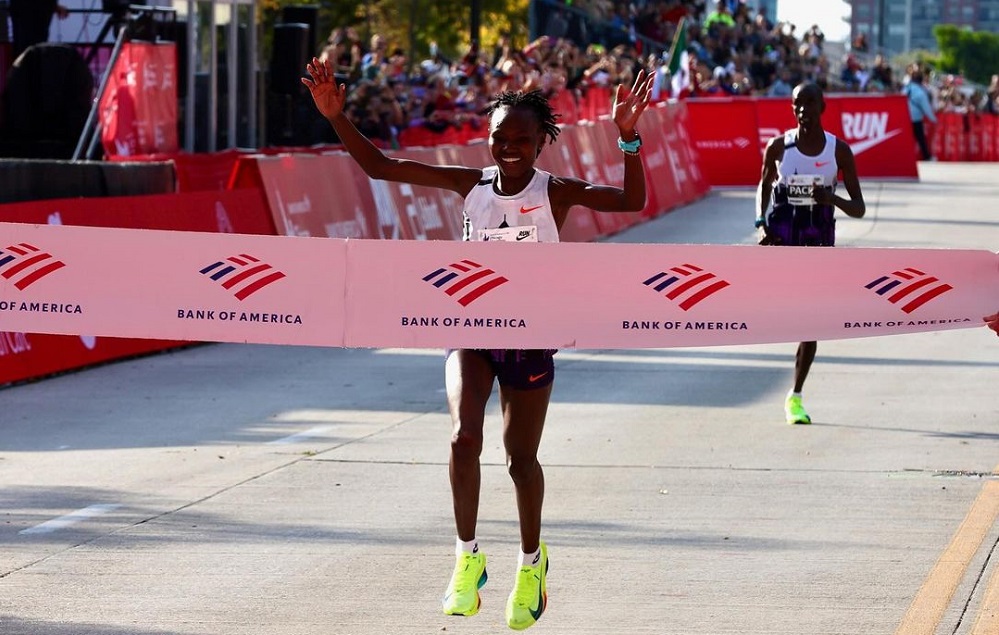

{"left": 756, "top": 82, "right": 866, "bottom": 424}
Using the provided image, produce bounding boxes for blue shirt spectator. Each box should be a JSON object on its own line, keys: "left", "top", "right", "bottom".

{"left": 903, "top": 73, "right": 937, "bottom": 124}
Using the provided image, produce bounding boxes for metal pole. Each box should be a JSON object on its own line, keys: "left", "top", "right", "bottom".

{"left": 185, "top": 0, "right": 196, "bottom": 151}
{"left": 209, "top": 0, "right": 218, "bottom": 152}
{"left": 227, "top": 2, "right": 238, "bottom": 148}
{"left": 877, "top": 0, "right": 886, "bottom": 53}
{"left": 903, "top": 0, "right": 912, "bottom": 52}
{"left": 470, "top": 0, "right": 481, "bottom": 49}
{"left": 408, "top": 0, "right": 418, "bottom": 72}
{"left": 72, "top": 22, "right": 130, "bottom": 161}
{"left": 247, "top": 1, "right": 257, "bottom": 148}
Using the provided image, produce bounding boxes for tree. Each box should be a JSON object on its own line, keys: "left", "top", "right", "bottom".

{"left": 933, "top": 24, "right": 999, "bottom": 85}
{"left": 257, "top": 0, "right": 529, "bottom": 68}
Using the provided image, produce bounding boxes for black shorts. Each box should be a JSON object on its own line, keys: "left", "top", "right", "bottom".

{"left": 447, "top": 349, "right": 556, "bottom": 390}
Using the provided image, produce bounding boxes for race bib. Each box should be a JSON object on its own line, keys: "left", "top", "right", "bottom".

{"left": 478, "top": 225, "right": 538, "bottom": 242}
{"left": 786, "top": 174, "right": 823, "bottom": 206}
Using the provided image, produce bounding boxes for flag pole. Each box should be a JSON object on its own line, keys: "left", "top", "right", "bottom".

{"left": 665, "top": 17, "right": 686, "bottom": 70}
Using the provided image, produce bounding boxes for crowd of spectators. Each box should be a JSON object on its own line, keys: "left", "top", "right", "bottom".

{"left": 926, "top": 71, "right": 999, "bottom": 115}
{"left": 892, "top": 59, "right": 999, "bottom": 119}
{"left": 312, "top": 0, "right": 997, "bottom": 147}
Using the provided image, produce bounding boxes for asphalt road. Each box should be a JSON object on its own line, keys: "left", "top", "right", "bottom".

{"left": 1, "top": 162, "right": 998, "bottom": 635}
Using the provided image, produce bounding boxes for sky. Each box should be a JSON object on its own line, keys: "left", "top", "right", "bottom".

{"left": 775, "top": 0, "right": 851, "bottom": 43}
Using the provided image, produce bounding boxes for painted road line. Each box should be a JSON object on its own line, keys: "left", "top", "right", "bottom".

{"left": 19, "top": 503, "right": 123, "bottom": 535}
{"left": 268, "top": 425, "right": 335, "bottom": 445}
{"left": 970, "top": 546, "right": 999, "bottom": 635}
{"left": 895, "top": 480, "right": 999, "bottom": 635}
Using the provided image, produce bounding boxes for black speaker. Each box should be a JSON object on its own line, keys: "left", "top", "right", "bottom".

{"left": 0, "top": 44, "right": 94, "bottom": 159}
{"left": 269, "top": 23, "right": 309, "bottom": 96}
{"left": 102, "top": 0, "right": 146, "bottom": 17}
{"left": 282, "top": 5, "right": 319, "bottom": 55}
{"left": 102, "top": 0, "right": 129, "bottom": 12}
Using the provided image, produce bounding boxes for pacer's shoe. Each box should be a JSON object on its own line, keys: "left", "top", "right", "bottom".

{"left": 785, "top": 395, "right": 812, "bottom": 425}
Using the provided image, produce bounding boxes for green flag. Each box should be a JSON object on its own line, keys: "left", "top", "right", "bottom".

{"left": 666, "top": 18, "right": 691, "bottom": 97}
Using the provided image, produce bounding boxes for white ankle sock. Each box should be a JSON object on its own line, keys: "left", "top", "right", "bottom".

{"left": 456, "top": 537, "right": 479, "bottom": 556}
{"left": 788, "top": 390, "right": 802, "bottom": 399}
{"left": 518, "top": 546, "right": 541, "bottom": 567}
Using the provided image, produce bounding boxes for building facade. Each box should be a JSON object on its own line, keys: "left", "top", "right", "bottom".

{"left": 850, "top": 0, "right": 999, "bottom": 53}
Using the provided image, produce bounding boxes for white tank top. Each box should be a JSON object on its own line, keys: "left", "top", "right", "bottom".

{"left": 774, "top": 130, "right": 839, "bottom": 206}
{"left": 461, "top": 166, "right": 560, "bottom": 243}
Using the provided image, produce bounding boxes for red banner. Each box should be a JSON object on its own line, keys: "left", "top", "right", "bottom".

{"left": 753, "top": 96, "right": 798, "bottom": 156}
{"left": 684, "top": 98, "right": 762, "bottom": 186}
{"left": 830, "top": 95, "right": 917, "bottom": 179}
{"left": 571, "top": 121, "right": 641, "bottom": 235}
{"left": 0, "top": 189, "right": 274, "bottom": 235}
{"left": 535, "top": 132, "right": 603, "bottom": 242}
{"left": 389, "top": 148, "right": 467, "bottom": 240}
{"left": 687, "top": 95, "right": 918, "bottom": 186}
{"left": 648, "top": 102, "right": 708, "bottom": 209}
{"left": 245, "top": 109, "right": 710, "bottom": 245}
{"left": 0, "top": 188, "right": 274, "bottom": 386}
{"left": 252, "top": 153, "right": 446, "bottom": 240}
{"left": 116, "top": 150, "right": 244, "bottom": 192}
{"left": 100, "top": 42, "right": 179, "bottom": 158}
{"left": 667, "top": 101, "right": 711, "bottom": 200}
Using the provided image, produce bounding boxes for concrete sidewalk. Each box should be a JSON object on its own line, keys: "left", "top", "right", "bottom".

{"left": 1, "top": 162, "right": 998, "bottom": 635}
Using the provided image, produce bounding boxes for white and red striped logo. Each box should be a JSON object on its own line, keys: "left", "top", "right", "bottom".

{"left": 865, "top": 267, "right": 952, "bottom": 313}
{"left": 422, "top": 259, "right": 508, "bottom": 306}
{"left": 200, "top": 254, "right": 286, "bottom": 301}
{"left": 0, "top": 243, "right": 66, "bottom": 290}
{"left": 643, "top": 263, "right": 729, "bottom": 311}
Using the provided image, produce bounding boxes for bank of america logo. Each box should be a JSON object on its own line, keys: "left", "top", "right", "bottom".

{"left": 0, "top": 242, "right": 66, "bottom": 290}
{"left": 200, "top": 254, "right": 286, "bottom": 300}
{"left": 865, "top": 267, "right": 953, "bottom": 314}
{"left": 643, "top": 263, "right": 730, "bottom": 311}
{"left": 423, "top": 259, "right": 508, "bottom": 306}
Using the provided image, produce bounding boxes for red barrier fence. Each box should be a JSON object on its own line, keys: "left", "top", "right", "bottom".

{"left": 931, "top": 112, "right": 999, "bottom": 162}
{"left": 0, "top": 189, "right": 275, "bottom": 386}
{"left": 116, "top": 92, "right": 983, "bottom": 200}
{"left": 685, "top": 94, "right": 920, "bottom": 187}
{"left": 234, "top": 101, "right": 709, "bottom": 246}
{"left": 1, "top": 100, "right": 709, "bottom": 385}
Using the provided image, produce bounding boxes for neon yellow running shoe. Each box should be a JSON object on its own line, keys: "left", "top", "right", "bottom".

{"left": 505, "top": 542, "right": 548, "bottom": 631}
{"left": 785, "top": 395, "right": 811, "bottom": 425}
{"left": 442, "top": 550, "right": 487, "bottom": 616}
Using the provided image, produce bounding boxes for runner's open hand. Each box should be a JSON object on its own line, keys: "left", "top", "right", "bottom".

{"left": 302, "top": 57, "right": 346, "bottom": 120}
{"left": 612, "top": 69, "right": 654, "bottom": 135}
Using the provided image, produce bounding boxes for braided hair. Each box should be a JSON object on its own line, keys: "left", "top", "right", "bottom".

{"left": 485, "top": 90, "right": 561, "bottom": 145}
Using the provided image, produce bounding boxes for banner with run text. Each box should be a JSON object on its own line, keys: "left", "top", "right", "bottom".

{"left": 1, "top": 223, "right": 996, "bottom": 349}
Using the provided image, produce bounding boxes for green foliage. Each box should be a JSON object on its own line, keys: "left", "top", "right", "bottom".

{"left": 933, "top": 24, "right": 999, "bottom": 84}
{"left": 258, "top": 0, "right": 529, "bottom": 65}
{"left": 891, "top": 49, "right": 938, "bottom": 74}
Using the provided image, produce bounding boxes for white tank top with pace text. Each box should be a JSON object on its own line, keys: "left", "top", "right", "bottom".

{"left": 775, "top": 130, "right": 839, "bottom": 206}
{"left": 462, "top": 166, "right": 560, "bottom": 243}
